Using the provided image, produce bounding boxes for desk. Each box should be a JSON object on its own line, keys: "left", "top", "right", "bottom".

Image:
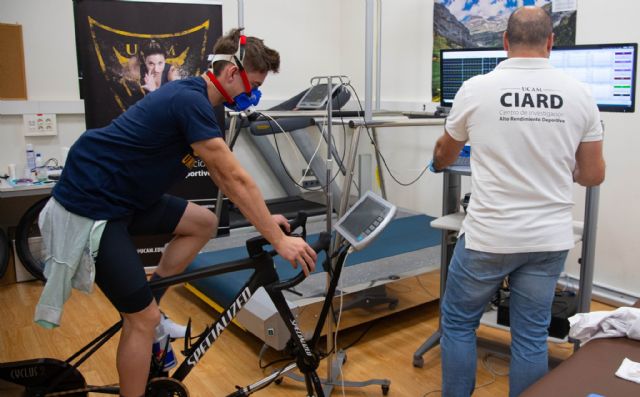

{"left": 0, "top": 180, "right": 53, "bottom": 283}
{"left": 412, "top": 165, "right": 600, "bottom": 367}
{"left": 430, "top": 212, "right": 585, "bottom": 245}
{"left": 0, "top": 180, "right": 52, "bottom": 229}
{"left": 0, "top": 179, "right": 53, "bottom": 198}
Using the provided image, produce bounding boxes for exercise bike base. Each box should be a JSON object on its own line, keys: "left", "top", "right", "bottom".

{"left": 280, "top": 351, "right": 391, "bottom": 396}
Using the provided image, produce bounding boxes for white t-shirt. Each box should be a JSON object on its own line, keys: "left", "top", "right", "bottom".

{"left": 446, "top": 57, "right": 603, "bottom": 254}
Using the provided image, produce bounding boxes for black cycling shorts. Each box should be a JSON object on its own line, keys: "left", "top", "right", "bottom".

{"left": 94, "top": 194, "right": 188, "bottom": 314}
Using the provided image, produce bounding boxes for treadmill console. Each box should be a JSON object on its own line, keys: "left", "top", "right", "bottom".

{"left": 296, "top": 83, "right": 342, "bottom": 110}
{"left": 334, "top": 191, "right": 396, "bottom": 251}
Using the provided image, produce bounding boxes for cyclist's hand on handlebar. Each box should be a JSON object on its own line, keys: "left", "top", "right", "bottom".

{"left": 271, "top": 214, "right": 291, "bottom": 234}
{"left": 274, "top": 235, "right": 317, "bottom": 276}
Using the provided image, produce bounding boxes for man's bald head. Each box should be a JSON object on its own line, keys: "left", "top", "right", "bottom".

{"left": 506, "top": 7, "right": 553, "bottom": 50}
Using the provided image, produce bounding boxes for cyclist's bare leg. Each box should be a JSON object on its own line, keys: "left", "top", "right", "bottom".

{"left": 155, "top": 202, "right": 217, "bottom": 278}
{"left": 118, "top": 300, "right": 161, "bottom": 397}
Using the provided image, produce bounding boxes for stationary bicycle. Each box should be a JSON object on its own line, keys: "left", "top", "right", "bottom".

{"left": 0, "top": 192, "right": 396, "bottom": 396}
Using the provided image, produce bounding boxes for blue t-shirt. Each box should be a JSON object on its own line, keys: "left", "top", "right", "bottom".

{"left": 54, "top": 77, "right": 222, "bottom": 220}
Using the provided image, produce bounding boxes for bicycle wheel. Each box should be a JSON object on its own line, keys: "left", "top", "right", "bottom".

{"left": 15, "top": 196, "right": 50, "bottom": 281}
{"left": 0, "top": 358, "right": 87, "bottom": 397}
{"left": 0, "top": 228, "right": 9, "bottom": 279}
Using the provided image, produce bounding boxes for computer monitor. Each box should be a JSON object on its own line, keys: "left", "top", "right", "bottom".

{"left": 334, "top": 191, "right": 396, "bottom": 251}
{"left": 439, "top": 43, "right": 638, "bottom": 113}
{"left": 550, "top": 43, "right": 637, "bottom": 112}
{"left": 440, "top": 48, "right": 507, "bottom": 108}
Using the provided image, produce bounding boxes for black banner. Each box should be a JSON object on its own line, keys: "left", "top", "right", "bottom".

{"left": 74, "top": 0, "right": 228, "bottom": 266}
{"left": 74, "top": 0, "right": 223, "bottom": 128}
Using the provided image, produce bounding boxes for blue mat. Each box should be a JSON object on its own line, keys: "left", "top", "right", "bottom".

{"left": 187, "top": 214, "right": 438, "bottom": 308}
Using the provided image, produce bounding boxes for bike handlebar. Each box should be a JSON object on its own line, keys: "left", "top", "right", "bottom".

{"left": 287, "top": 211, "right": 308, "bottom": 234}
{"left": 244, "top": 211, "right": 332, "bottom": 291}
{"left": 267, "top": 231, "right": 332, "bottom": 292}
{"left": 246, "top": 211, "right": 308, "bottom": 257}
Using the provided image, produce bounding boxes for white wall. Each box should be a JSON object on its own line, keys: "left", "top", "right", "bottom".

{"left": 564, "top": 0, "right": 640, "bottom": 297}
{"left": 220, "top": 0, "right": 344, "bottom": 198}
{"left": 337, "top": 0, "right": 445, "bottom": 217}
{"left": 0, "top": 0, "right": 342, "bottom": 199}
{"left": 1, "top": 0, "right": 639, "bottom": 296}
{"left": 1, "top": 0, "right": 85, "bottom": 174}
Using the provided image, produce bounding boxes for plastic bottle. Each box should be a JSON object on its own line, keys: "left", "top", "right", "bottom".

{"left": 26, "top": 144, "right": 36, "bottom": 177}
{"left": 8, "top": 164, "right": 16, "bottom": 180}
{"left": 152, "top": 323, "right": 177, "bottom": 371}
{"left": 35, "top": 153, "right": 48, "bottom": 181}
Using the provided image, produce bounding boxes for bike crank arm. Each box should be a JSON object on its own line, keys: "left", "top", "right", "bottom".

{"left": 226, "top": 362, "right": 299, "bottom": 397}
{"left": 43, "top": 384, "right": 120, "bottom": 396}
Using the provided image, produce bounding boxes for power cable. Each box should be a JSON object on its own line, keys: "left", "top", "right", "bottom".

{"left": 345, "top": 83, "right": 432, "bottom": 187}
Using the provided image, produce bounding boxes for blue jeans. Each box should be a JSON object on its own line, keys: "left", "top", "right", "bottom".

{"left": 440, "top": 235, "right": 567, "bottom": 397}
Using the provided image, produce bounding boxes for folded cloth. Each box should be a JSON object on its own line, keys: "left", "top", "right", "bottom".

{"left": 569, "top": 307, "right": 640, "bottom": 343}
{"left": 34, "top": 197, "right": 106, "bottom": 328}
{"left": 615, "top": 358, "right": 640, "bottom": 384}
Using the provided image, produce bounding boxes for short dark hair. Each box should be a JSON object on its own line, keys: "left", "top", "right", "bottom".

{"left": 212, "top": 28, "right": 280, "bottom": 75}
{"left": 506, "top": 7, "right": 553, "bottom": 48}
{"left": 141, "top": 40, "right": 166, "bottom": 59}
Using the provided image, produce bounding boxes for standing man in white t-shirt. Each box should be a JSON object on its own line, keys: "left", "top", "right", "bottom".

{"left": 429, "top": 6, "right": 605, "bottom": 397}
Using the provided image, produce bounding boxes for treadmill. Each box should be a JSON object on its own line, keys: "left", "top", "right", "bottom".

{"left": 225, "top": 85, "right": 352, "bottom": 229}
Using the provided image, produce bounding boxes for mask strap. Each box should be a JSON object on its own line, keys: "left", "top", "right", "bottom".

{"left": 235, "top": 35, "right": 252, "bottom": 95}
{"left": 233, "top": 56, "right": 252, "bottom": 95}
{"left": 207, "top": 34, "right": 252, "bottom": 99}
{"left": 206, "top": 70, "right": 235, "bottom": 105}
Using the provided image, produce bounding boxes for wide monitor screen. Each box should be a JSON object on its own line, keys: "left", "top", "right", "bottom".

{"left": 440, "top": 43, "right": 638, "bottom": 112}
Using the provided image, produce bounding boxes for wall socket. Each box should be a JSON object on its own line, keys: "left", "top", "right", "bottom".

{"left": 302, "top": 179, "right": 321, "bottom": 188}
{"left": 301, "top": 168, "right": 319, "bottom": 188}
{"left": 23, "top": 113, "right": 57, "bottom": 136}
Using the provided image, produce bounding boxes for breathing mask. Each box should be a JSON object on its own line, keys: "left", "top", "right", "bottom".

{"left": 206, "top": 34, "right": 262, "bottom": 112}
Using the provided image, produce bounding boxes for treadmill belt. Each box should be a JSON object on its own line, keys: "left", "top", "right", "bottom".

{"left": 187, "top": 214, "right": 438, "bottom": 308}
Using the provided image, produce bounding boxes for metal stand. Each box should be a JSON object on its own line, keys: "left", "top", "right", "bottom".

{"left": 283, "top": 351, "right": 390, "bottom": 396}
{"left": 214, "top": 114, "right": 240, "bottom": 234}
{"left": 279, "top": 75, "right": 391, "bottom": 395}
{"left": 574, "top": 186, "right": 599, "bottom": 350}
{"left": 213, "top": 0, "right": 244, "bottom": 232}
{"left": 412, "top": 171, "right": 461, "bottom": 367}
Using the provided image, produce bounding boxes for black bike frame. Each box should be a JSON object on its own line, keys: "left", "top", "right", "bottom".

{"left": 40, "top": 231, "right": 335, "bottom": 397}
{"left": 154, "top": 250, "right": 321, "bottom": 391}
{"left": 8, "top": 226, "right": 340, "bottom": 397}
{"left": 151, "top": 232, "right": 335, "bottom": 396}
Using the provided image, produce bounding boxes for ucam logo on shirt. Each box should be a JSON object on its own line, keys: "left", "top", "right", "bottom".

{"left": 498, "top": 86, "right": 566, "bottom": 124}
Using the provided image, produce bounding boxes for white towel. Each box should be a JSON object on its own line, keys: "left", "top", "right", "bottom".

{"left": 569, "top": 307, "right": 640, "bottom": 343}
{"left": 615, "top": 358, "right": 640, "bottom": 384}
